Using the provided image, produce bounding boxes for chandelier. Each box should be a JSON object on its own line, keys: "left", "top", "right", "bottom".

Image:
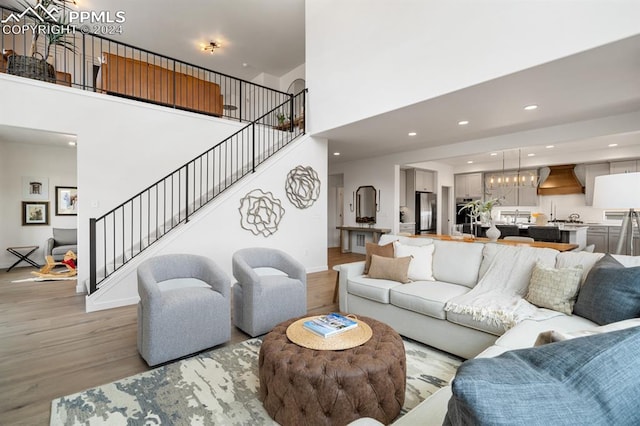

{"left": 487, "top": 149, "right": 539, "bottom": 189}
{"left": 202, "top": 41, "right": 221, "bottom": 54}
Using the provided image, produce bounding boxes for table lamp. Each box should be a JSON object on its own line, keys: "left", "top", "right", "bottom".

{"left": 592, "top": 172, "right": 640, "bottom": 255}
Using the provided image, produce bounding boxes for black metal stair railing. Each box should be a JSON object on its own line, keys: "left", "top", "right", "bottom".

{"left": 1, "top": 5, "right": 290, "bottom": 124}
{"left": 89, "top": 90, "right": 306, "bottom": 294}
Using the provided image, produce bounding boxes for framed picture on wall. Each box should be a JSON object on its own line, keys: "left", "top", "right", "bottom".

{"left": 55, "top": 186, "right": 78, "bottom": 216}
{"left": 22, "top": 201, "right": 49, "bottom": 226}
{"left": 22, "top": 176, "right": 49, "bottom": 200}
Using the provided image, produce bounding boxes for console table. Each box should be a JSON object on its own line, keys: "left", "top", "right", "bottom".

{"left": 336, "top": 226, "right": 391, "bottom": 253}
{"left": 6, "top": 245, "right": 40, "bottom": 272}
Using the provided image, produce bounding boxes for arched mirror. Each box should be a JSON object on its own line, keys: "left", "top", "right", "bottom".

{"left": 356, "top": 185, "right": 377, "bottom": 224}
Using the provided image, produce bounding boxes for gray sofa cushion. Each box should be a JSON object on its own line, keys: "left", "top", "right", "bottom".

{"left": 444, "top": 327, "right": 640, "bottom": 425}
{"left": 390, "top": 281, "right": 468, "bottom": 320}
{"left": 51, "top": 245, "right": 77, "bottom": 256}
{"left": 573, "top": 254, "right": 640, "bottom": 325}
{"left": 53, "top": 228, "right": 77, "bottom": 245}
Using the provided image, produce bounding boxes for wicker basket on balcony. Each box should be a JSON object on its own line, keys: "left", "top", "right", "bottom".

{"left": 7, "top": 54, "right": 56, "bottom": 83}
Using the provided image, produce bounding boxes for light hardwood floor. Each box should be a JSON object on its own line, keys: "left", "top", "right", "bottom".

{"left": 0, "top": 248, "right": 364, "bottom": 425}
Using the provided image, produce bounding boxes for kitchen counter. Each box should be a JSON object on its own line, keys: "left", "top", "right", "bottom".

{"left": 488, "top": 223, "right": 589, "bottom": 250}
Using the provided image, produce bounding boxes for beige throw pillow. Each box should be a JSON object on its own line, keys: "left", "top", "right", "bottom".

{"left": 363, "top": 242, "right": 395, "bottom": 274}
{"left": 525, "top": 263, "right": 583, "bottom": 315}
{"left": 367, "top": 254, "right": 411, "bottom": 283}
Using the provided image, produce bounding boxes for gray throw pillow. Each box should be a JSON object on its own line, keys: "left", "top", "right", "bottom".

{"left": 444, "top": 327, "right": 640, "bottom": 426}
{"left": 573, "top": 254, "right": 640, "bottom": 325}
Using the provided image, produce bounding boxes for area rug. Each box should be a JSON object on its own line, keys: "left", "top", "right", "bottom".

{"left": 50, "top": 338, "right": 462, "bottom": 425}
{"left": 12, "top": 276, "right": 77, "bottom": 283}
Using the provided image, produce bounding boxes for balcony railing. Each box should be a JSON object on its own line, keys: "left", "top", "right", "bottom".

{"left": 1, "top": 5, "right": 290, "bottom": 124}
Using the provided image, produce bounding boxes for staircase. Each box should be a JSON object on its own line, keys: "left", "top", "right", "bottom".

{"left": 88, "top": 90, "right": 307, "bottom": 294}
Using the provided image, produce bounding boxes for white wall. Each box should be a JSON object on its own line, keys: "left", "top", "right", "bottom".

{"left": 280, "top": 63, "right": 306, "bottom": 92}
{"left": 306, "top": 0, "right": 640, "bottom": 134}
{"left": 0, "top": 140, "right": 77, "bottom": 268}
{"left": 0, "top": 73, "right": 326, "bottom": 290}
{"left": 87, "top": 135, "right": 328, "bottom": 311}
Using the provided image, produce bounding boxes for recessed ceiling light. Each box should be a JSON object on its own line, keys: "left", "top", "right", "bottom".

{"left": 546, "top": 145, "right": 554, "bottom": 149}
{"left": 524, "top": 104, "right": 538, "bottom": 111}
{"left": 458, "top": 120, "right": 469, "bottom": 126}
{"left": 490, "top": 152, "right": 498, "bottom": 156}
{"left": 333, "top": 152, "right": 341, "bottom": 156}
{"left": 527, "top": 153, "right": 535, "bottom": 157}
{"left": 608, "top": 143, "right": 618, "bottom": 147}
{"left": 408, "top": 132, "right": 417, "bottom": 136}
{"left": 467, "top": 160, "right": 473, "bottom": 164}
{"left": 68, "top": 141, "right": 76, "bottom": 146}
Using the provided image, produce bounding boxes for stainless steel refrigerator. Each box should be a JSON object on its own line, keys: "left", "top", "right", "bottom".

{"left": 415, "top": 192, "right": 437, "bottom": 234}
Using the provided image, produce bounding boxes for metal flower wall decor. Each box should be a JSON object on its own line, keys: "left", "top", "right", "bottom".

{"left": 285, "top": 165, "right": 321, "bottom": 209}
{"left": 238, "top": 189, "right": 285, "bottom": 237}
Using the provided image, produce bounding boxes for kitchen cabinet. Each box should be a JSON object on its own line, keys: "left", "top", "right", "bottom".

{"left": 455, "top": 173, "right": 483, "bottom": 199}
{"left": 516, "top": 169, "right": 538, "bottom": 206}
{"left": 608, "top": 226, "right": 640, "bottom": 255}
{"left": 415, "top": 170, "right": 435, "bottom": 192}
{"left": 399, "top": 222, "right": 415, "bottom": 235}
{"left": 584, "top": 163, "right": 610, "bottom": 206}
{"left": 586, "top": 226, "right": 609, "bottom": 253}
{"left": 610, "top": 160, "right": 638, "bottom": 174}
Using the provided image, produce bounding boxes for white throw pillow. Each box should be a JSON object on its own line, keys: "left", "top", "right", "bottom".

{"left": 534, "top": 318, "right": 640, "bottom": 346}
{"left": 393, "top": 241, "right": 435, "bottom": 281}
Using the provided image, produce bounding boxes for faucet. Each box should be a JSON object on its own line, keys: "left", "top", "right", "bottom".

{"left": 513, "top": 209, "right": 519, "bottom": 224}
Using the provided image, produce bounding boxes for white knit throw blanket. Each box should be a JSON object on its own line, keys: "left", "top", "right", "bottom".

{"left": 444, "top": 244, "right": 561, "bottom": 331}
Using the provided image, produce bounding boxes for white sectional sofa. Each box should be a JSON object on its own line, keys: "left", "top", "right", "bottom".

{"left": 338, "top": 235, "right": 640, "bottom": 425}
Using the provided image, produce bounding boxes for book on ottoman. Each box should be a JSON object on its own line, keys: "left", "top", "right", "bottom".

{"left": 303, "top": 313, "right": 358, "bottom": 338}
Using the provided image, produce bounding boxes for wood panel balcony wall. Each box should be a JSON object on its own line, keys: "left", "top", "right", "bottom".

{"left": 98, "top": 52, "right": 223, "bottom": 116}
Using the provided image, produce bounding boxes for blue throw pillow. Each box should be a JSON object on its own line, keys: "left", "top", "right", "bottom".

{"left": 573, "top": 254, "right": 640, "bottom": 325}
{"left": 444, "top": 327, "right": 640, "bottom": 426}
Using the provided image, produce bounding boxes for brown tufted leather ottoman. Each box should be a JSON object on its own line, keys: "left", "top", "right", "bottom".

{"left": 259, "top": 315, "right": 406, "bottom": 426}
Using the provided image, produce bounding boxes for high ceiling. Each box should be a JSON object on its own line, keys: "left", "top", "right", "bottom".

{"left": 322, "top": 34, "right": 640, "bottom": 168}
{"left": 1, "top": 1, "right": 639, "bottom": 171}
{"left": 0, "top": 0, "right": 306, "bottom": 81}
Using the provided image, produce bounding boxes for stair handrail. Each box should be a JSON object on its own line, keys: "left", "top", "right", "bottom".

{"left": 89, "top": 89, "right": 307, "bottom": 293}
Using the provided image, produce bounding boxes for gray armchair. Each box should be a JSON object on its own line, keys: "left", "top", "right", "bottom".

{"left": 137, "top": 254, "right": 231, "bottom": 366}
{"left": 232, "top": 247, "right": 307, "bottom": 337}
{"left": 46, "top": 228, "right": 77, "bottom": 261}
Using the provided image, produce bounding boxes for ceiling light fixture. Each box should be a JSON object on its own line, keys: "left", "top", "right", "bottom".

{"left": 608, "top": 143, "right": 618, "bottom": 147}
{"left": 202, "top": 41, "right": 221, "bottom": 54}
{"left": 333, "top": 152, "right": 341, "bottom": 156}
{"left": 524, "top": 104, "right": 538, "bottom": 111}
{"left": 458, "top": 120, "right": 469, "bottom": 126}
{"left": 546, "top": 145, "right": 555, "bottom": 149}
{"left": 467, "top": 160, "right": 473, "bottom": 164}
{"left": 528, "top": 153, "right": 535, "bottom": 157}
{"left": 490, "top": 152, "right": 498, "bottom": 156}
{"left": 488, "top": 149, "right": 539, "bottom": 190}
{"left": 408, "top": 132, "right": 417, "bottom": 136}
{"left": 68, "top": 141, "right": 76, "bottom": 146}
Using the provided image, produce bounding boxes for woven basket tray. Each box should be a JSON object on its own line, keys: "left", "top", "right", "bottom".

{"left": 286, "top": 315, "right": 373, "bottom": 350}
{"left": 7, "top": 55, "right": 56, "bottom": 83}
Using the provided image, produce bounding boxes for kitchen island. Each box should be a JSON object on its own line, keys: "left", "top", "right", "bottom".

{"left": 477, "top": 223, "right": 588, "bottom": 250}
